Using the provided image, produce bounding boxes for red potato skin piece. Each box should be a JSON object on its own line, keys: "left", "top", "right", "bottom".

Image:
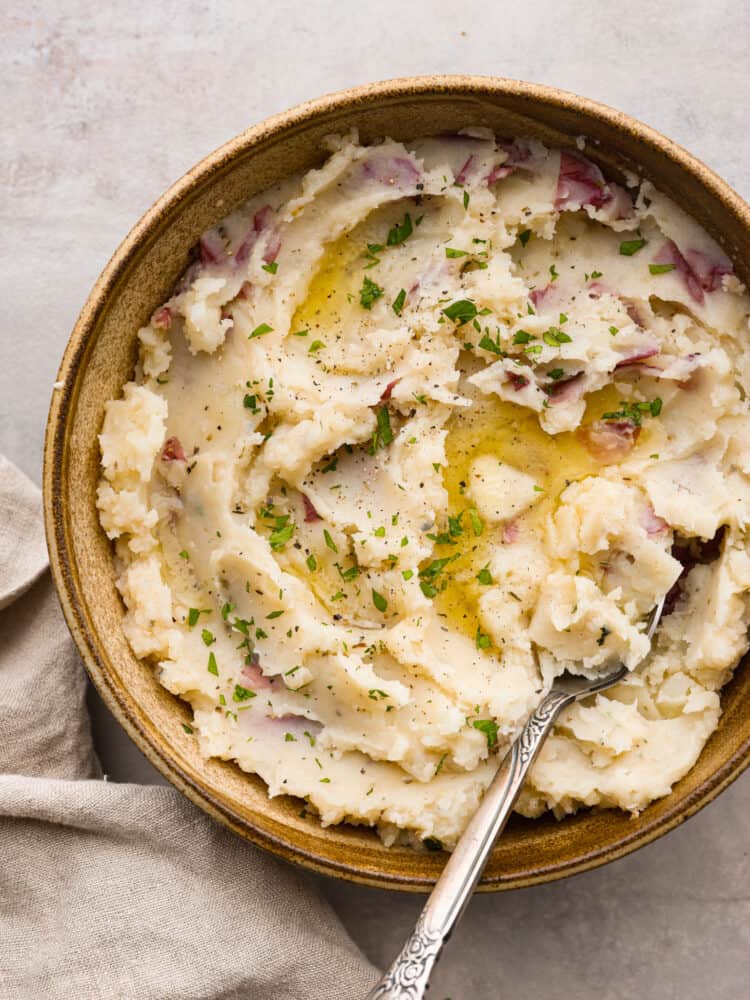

{"left": 546, "top": 372, "right": 585, "bottom": 405}
{"left": 361, "top": 154, "right": 421, "bottom": 189}
{"left": 151, "top": 306, "right": 172, "bottom": 330}
{"left": 614, "top": 348, "right": 659, "bottom": 369}
{"left": 380, "top": 379, "right": 400, "bottom": 401}
{"left": 506, "top": 372, "right": 530, "bottom": 391}
{"left": 578, "top": 420, "right": 640, "bottom": 463}
{"left": 302, "top": 494, "right": 321, "bottom": 523}
{"left": 502, "top": 520, "right": 520, "bottom": 544}
{"left": 198, "top": 231, "right": 225, "bottom": 265}
{"left": 241, "top": 653, "right": 274, "bottom": 690}
{"left": 161, "top": 436, "right": 186, "bottom": 462}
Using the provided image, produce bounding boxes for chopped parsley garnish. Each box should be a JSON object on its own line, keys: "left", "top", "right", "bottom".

{"left": 602, "top": 397, "right": 663, "bottom": 426}
{"left": 443, "top": 299, "right": 478, "bottom": 325}
{"left": 445, "top": 247, "right": 469, "bottom": 258}
{"left": 221, "top": 602, "right": 234, "bottom": 620}
{"left": 261, "top": 261, "right": 278, "bottom": 274}
{"left": 468, "top": 508, "right": 483, "bottom": 537}
{"left": 337, "top": 562, "right": 360, "bottom": 581}
{"left": 368, "top": 406, "right": 394, "bottom": 453}
{"left": 308, "top": 340, "right": 325, "bottom": 353}
{"left": 291, "top": 328, "right": 309, "bottom": 337}
{"left": 207, "top": 652, "right": 219, "bottom": 676}
{"left": 243, "top": 393, "right": 258, "bottom": 411}
{"left": 187, "top": 608, "right": 209, "bottom": 627}
{"left": 373, "top": 526, "right": 386, "bottom": 537}
{"left": 418, "top": 554, "right": 459, "bottom": 597}
{"left": 472, "top": 718, "right": 499, "bottom": 747}
{"left": 463, "top": 190, "right": 470, "bottom": 209}
{"left": 518, "top": 229, "right": 532, "bottom": 246}
{"left": 368, "top": 689, "right": 389, "bottom": 700}
{"left": 386, "top": 213, "right": 413, "bottom": 246}
{"left": 477, "top": 565, "right": 493, "bottom": 585}
{"left": 249, "top": 322, "right": 273, "bottom": 339}
{"left": 266, "top": 609, "right": 284, "bottom": 619}
{"left": 447, "top": 513, "right": 464, "bottom": 537}
{"left": 364, "top": 243, "right": 383, "bottom": 269}
{"left": 542, "top": 327, "right": 573, "bottom": 347}
{"left": 475, "top": 628, "right": 492, "bottom": 650}
{"left": 513, "top": 330, "right": 534, "bottom": 344}
{"left": 478, "top": 332, "right": 503, "bottom": 355}
{"left": 372, "top": 589, "right": 388, "bottom": 613}
{"left": 201, "top": 629, "right": 215, "bottom": 646}
{"left": 360, "top": 276, "right": 384, "bottom": 309}
{"left": 323, "top": 529, "right": 338, "bottom": 554}
{"left": 268, "top": 516, "right": 295, "bottom": 550}
{"left": 306, "top": 553, "right": 318, "bottom": 572}
{"left": 549, "top": 264, "right": 559, "bottom": 281}
{"left": 179, "top": 550, "right": 189, "bottom": 560}
{"left": 649, "top": 263, "right": 676, "bottom": 275}
{"left": 619, "top": 238, "right": 647, "bottom": 256}
{"left": 233, "top": 684, "right": 256, "bottom": 702}
{"left": 182, "top": 723, "right": 194, "bottom": 734}
{"left": 547, "top": 368, "right": 565, "bottom": 380}
{"left": 392, "top": 288, "right": 407, "bottom": 316}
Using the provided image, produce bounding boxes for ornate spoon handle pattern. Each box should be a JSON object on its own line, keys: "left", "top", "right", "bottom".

{"left": 366, "top": 688, "right": 573, "bottom": 1000}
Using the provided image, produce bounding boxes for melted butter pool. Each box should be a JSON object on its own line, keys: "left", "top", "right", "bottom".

{"left": 290, "top": 204, "right": 410, "bottom": 371}
{"left": 291, "top": 233, "right": 364, "bottom": 340}
{"left": 435, "top": 383, "right": 641, "bottom": 641}
{"left": 289, "top": 224, "right": 652, "bottom": 645}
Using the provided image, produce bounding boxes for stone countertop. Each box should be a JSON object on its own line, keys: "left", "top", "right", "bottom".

{"left": 4, "top": 3, "right": 750, "bottom": 997}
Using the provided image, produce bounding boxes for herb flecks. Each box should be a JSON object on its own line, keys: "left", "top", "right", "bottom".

{"left": 360, "top": 276, "right": 384, "bottom": 309}
{"left": 372, "top": 589, "right": 388, "bottom": 613}
{"left": 368, "top": 406, "right": 394, "bottom": 454}
{"left": 620, "top": 238, "right": 647, "bottom": 256}
{"left": 602, "top": 397, "right": 662, "bottom": 427}
{"left": 392, "top": 288, "right": 407, "bottom": 316}
{"left": 472, "top": 718, "right": 499, "bottom": 747}
{"left": 386, "top": 213, "right": 413, "bottom": 247}
{"left": 649, "top": 263, "right": 676, "bottom": 275}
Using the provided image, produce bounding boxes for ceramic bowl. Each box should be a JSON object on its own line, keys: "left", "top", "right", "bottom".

{"left": 44, "top": 76, "right": 750, "bottom": 891}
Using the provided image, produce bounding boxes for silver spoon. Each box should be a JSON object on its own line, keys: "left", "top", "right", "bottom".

{"left": 367, "top": 597, "right": 665, "bottom": 999}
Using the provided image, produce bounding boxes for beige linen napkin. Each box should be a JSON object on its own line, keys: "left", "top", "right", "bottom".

{"left": 0, "top": 455, "right": 379, "bottom": 1000}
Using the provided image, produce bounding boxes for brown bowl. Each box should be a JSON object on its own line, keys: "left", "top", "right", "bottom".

{"left": 44, "top": 75, "right": 750, "bottom": 891}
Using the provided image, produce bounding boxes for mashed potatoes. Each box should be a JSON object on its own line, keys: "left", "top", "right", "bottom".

{"left": 98, "top": 130, "right": 750, "bottom": 848}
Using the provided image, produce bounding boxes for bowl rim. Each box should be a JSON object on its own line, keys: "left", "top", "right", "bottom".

{"left": 43, "top": 73, "right": 750, "bottom": 892}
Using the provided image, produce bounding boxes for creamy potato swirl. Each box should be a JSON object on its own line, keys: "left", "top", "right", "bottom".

{"left": 98, "top": 130, "right": 750, "bottom": 848}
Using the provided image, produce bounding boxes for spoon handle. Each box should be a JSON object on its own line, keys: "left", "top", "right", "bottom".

{"left": 366, "top": 688, "right": 572, "bottom": 1000}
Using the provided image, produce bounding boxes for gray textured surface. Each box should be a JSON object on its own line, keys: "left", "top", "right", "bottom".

{"left": 3, "top": 3, "right": 750, "bottom": 997}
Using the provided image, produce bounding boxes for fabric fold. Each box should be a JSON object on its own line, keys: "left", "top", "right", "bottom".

{"left": 0, "top": 456, "right": 378, "bottom": 1000}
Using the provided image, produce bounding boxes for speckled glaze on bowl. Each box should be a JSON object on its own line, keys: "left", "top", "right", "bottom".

{"left": 44, "top": 76, "right": 750, "bottom": 892}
